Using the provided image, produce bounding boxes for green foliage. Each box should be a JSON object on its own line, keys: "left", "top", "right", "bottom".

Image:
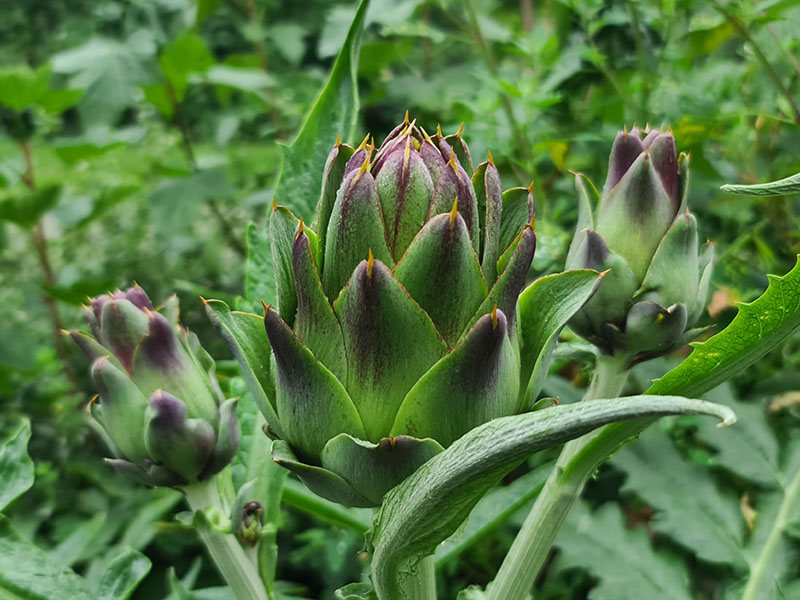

{"left": 1, "top": 0, "right": 799, "bottom": 597}
{"left": 555, "top": 385, "right": 800, "bottom": 600}
{"left": 557, "top": 501, "right": 691, "bottom": 599}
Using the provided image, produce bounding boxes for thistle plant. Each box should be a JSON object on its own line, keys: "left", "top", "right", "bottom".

{"left": 565, "top": 126, "right": 713, "bottom": 364}
{"left": 247, "top": 117, "right": 539, "bottom": 507}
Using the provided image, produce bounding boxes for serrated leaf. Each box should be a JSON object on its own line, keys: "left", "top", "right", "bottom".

{"left": 273, "top": 0, "right": 369, "bottom": 217}
{"left": 0, "top": 417, "right": 34, "bottom": 512}
{"left": 695, "top": 385, "right": 782, "bottom": 487}
{"left": 556, "top": 501, "right": 691, "bottom": 599}
{"left": 612, "top": 429, "right": 747, "bottom": 568}
{"left": 370, "top": 396, "right": 735, "bottom": 599}
{"left": 0, "top": 515, "right": 93, "bottom": 600}
{"left": 649, "top": 256, "right": 800, "bottom": 398}
{"left": 97, "top": 547, "right": 151, "bottom": 600}
{"left": 721, "top": 172, "right": 800, "bottom": 196}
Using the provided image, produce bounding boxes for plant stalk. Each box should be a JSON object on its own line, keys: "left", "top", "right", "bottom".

{"left": 487, "top": 352, "right": 630, "bottom": 600}
{"left": 18, "top": 139, "right": 78, "bottom": 389}
{"left": 184, "top": 478, "right": 268, "bottom": 600}
{"left": 402, "top": 554, "right": 437, "bottom": 600}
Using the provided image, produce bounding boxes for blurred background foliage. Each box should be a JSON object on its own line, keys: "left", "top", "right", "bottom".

{"left": 1, "top": 0, "right": 799, "bottom": 598}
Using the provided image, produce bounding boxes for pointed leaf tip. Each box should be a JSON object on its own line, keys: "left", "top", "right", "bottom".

{"left": 403, "top": 110, "right": 409, "bottom": 123}
{"left": 456, "top": 122, "right": 464, "bottom": 137}
{"left": 449, "top": 196, "right": 459, "bottom": 229}
{"left": 367, "top": 249, "right": 375, "bottom": 277}
{"left": 487, "top": 149, "right": 495, "bottom": 166}
{"left": 491, "top": 305, "right": 499, "bottom": 329}
{"left": 335, "top": 133, "right": 342, "bottom": 146}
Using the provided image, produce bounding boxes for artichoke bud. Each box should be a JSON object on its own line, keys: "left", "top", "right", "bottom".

{"left": 71, "top": 286, "right": 240, "bottom": 487}
{"left": 234, "top": 500, "right": 265, "bottom": 547}
{"left": 567, "top": 127, "right": 713, "bottom": 363}
{"left": 252, "top": 116, "right": 540, "bottom": 507}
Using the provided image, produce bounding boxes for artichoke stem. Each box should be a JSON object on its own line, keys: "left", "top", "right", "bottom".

{"left": 487, "top": 353, "right": 631, "bottom": 600}
{"left": 184, "top": 478, "right": 269, "bottom": 600}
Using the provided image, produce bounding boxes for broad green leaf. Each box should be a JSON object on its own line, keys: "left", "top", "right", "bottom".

{"left": 0, "top": 183, "right": 61, "bottom": 228}
{"left": 273, "top": 0, "right": 370, "bottom": 217}
{"left": 369, "top": 396, "right": 735, "bottom": 599}
{"left": 244, "top": 221, "right": 275, "bottom": 311}
{"left": 721, "top": 172, "right": 800, "bottom": 196}
{"left": 517, "top": 269, "right": 603, "bottom": 408}
{"left": 612, "top": 429, "right": 746, "bottom": 568}
{"left": 0, "top": 417, "right": 34, "bottom": 512}
{"left": 0, "top": 515, "right": 92, "bottom": 600}
{"left": 159, "top": 33, "right": 214, "bottom": 102}
{"left": 648, "top": 256, "right": 800, "bottom": 398}
{"left": 556, "top": 501, "right": 691, "bottom": 599}
{"left": 0, "top": 65, "right": 51, "bottom": 111}
{"left": 97, "top": 547, "right": 151, "bottom": 600}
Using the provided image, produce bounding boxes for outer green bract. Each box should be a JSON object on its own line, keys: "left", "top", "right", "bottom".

{"left": 255, "top": 118, "right": 540, "bottom": 507}
{"left": 566, "top": 126, "right": 714, "bottom": 364}
{"left": 70, "top": 286, "right": 239, "bottom": 487}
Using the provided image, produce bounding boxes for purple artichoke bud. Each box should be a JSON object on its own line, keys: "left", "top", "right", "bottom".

{"left": 145, "top": 390, "right": 217, "bottom": 482}
{"left": 215, "top": 116, "right": 540, "bottom": 507}
{"left": 566, "top": 128, "right": 713, "bottom": 364}
{"left": 71, "top": 286, "right": 240, "bottom": 487}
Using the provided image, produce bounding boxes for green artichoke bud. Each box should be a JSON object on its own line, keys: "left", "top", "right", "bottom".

{"left": 70, "top": 286, "right": 239, "bottom": 487}
{"left": 254, "top": 117, "right": 538, "bottom": 507}
{"left": 565, "top": 126, "right": 713, "bottom": 363}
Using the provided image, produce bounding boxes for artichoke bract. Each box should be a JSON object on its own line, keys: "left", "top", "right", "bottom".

{"left": 249, "top": 117, "right": 538, "bottom": 507}
{"left": 565, "top": 126, "right": 713, "bottom": 364}
{"left": 70, "top": 286, "right": 239, "bottom": 487}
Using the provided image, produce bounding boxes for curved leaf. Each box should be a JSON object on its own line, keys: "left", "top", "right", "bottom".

{"left": 721, "top": 172, "right": 800, "bottom": 196}
{"left": 369, "top": 396, "right": 735, "bottom": 599}
{"left": 648, "top": 255, "right": 800, "bottom": 397}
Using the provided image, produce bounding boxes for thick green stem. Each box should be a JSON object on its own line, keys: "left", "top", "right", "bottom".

{"left": 400, "top": 554, "right": 437, "bottom": 600}
{"left": 184, "top": 478, "right": 268, "bottom": 600}
{"left": 487, "top": 353, "right": 630, "bottom": 600}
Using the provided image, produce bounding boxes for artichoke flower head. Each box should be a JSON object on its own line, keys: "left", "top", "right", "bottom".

{"left": 70, "top": 286, "right": 239, "bottom": 487}
{"left": 566, "top": 125, "right": 714, "bottom": 364}
{"left": 259, "top": 116, "right": 539, "bottom": 507}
